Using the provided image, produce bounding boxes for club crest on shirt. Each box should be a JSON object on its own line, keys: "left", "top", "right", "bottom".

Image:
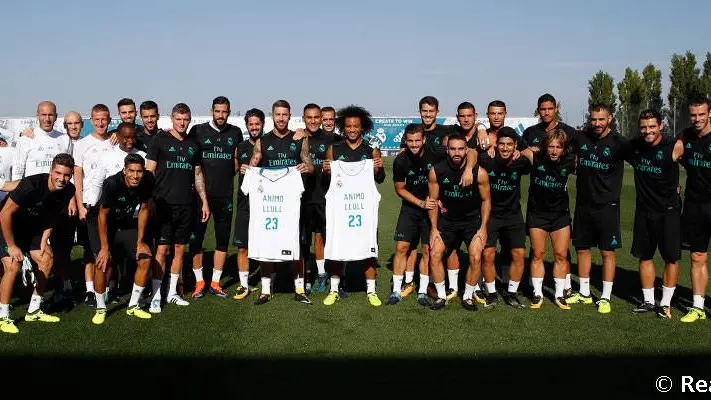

{"left": 290, "top": 143, "right": 297, "bottom": 152}
{"left": 188, "top": 146, "right": 195, "bottom": 156}
{"left": 319, "top": 144, "right": 326, "bottom": 152}
{"left": 656, "top": 150, "right": 664, "bottom": 160}
{"left": 336, "top": 179, "right": 343, "bottom": 188}
{"left": 227, "top": 137, "right": 234, "bottom": 146}
{"left": 257, "top": 180, "right": 264, "bottom": 193}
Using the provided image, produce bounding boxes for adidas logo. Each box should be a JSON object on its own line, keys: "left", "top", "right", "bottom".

{"left": 488, "top": 171, "right": 496, "bottom": 177}
{"left": 204, "top": 138, "right": 212, "bottom": 144}
{"left": 118, "top": 196, "right": 126, "bottom": 202}
{"left": 168, "top": 146, "right": 176, "bottom": 152}
{"left": 581, "top": 144, "right": 588, "bottom": 151}
{"left": 338, "top": 155, "right": 345, "bottom": 160}
{"left": 686, "top": 143, "right": 692, "bottom": 149}
{"left": 407, "top": 170, "right": 415, "bottom": 176}
{"left": 538, "top": 165, "right": 545, "bottom": 172}
{"left": 267, "top": 145, "right": 275, "bottom": 151}
{"left": 241, "top": 152, "right": 247, "bottom": 158}
{"left": 443, "top": 177, "right": 450, "bottom": 184}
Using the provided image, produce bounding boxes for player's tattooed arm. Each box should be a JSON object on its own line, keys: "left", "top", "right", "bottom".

{"left": 194, "top": 166, "right": 210, "bottom": 223}
{"left": 297, "top": 136, "right": 314, "bottom": 174}
{"left": 373, "top": 148, "right": 385, "bottom": 183}
{"left": 249, "top": 139, "right": 262, "bottom": 167}
{"left": 323, "top": 145, "right": 333, "bottom": 174}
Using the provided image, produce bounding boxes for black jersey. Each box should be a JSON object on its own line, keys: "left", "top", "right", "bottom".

{"left": 626, "top": 137, "right": 680, "bottom": 212}
{"left": 305, "top": 129, "right": 340, "bottom": 204}
{"left": 399, "top": 124, "right": 452, "bottom": 162}
{"left": 3, "top": 173, "right": 75, "bottom": 231}
{"left": 260, "top": 130, "right": 304, "bottom": 168}
{"left": 392, "top": 147, "right": 436, "bottom": 207}
{"left": 190, "top": 122, "right": 243, "bottom": 198}
{"left": 571, "top": 129, "right": 631, "bottom": 206}
{"left": 434, "top": 159, "right": 481, "bottom": 221}
{"left": 479, "top": 154, "right": 530, "bottom": 217}
{"left": 332, "top": 139, "right": 385, "bottom": 183}
{"left": 236, "top": 139, "right": 256, "bottom": 205}
{"left": 96, "top": 170, "right": 154, "bottom": 229}
{"left": 679, "top": 128, "right": 711, "bottom": 204}
{"left": 526, "top": 152, "right": 576, "bottom": 214}
{"left": 135, "top": 128, "right": 163, "bottom": 153}
{"left": 522, "top": 121, "right": 577, "bottom": 149}
{"left": 146, "top": 132, "right": 200, "bottom": 205}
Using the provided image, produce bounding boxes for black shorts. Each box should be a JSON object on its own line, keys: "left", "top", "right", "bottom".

{"left": 681, "top": 201, "right": 711, "bottom": 253}
{"left": 0, "top": 229, "right": 43, "bottom": 259}
{"left": 393, "top": 205, "right": 430, "bottom": 246}
{"left": 50, "top": 211, "right": 77, "bottom": 255}
{"left": 155, "top": 199, "right": 194, "bottom": 245}
{"left": 527, "top": 211, "right": 571, "bottom": 233}
{"left": 632, "top": 209, "right": 681, "bottom": 263}
{"left": 87, "top": 217, "right": 138, "bottom": 263}
{"left": 487, "top": 213, "right": 526, "bottom": 249}
{"left": 572, "top": 203, "right": 622, "bottom": 251}
{"left": 301, "top": 202, "right": 326, "bottom": 251}
{"left": 191, "top": 195, "right": 233, "bottom": 252}
{"left": 438, "top": 215, "right": 482, "bottom": 252}
{"left": 233, "top": 200, "right": 250, "bottom": 249}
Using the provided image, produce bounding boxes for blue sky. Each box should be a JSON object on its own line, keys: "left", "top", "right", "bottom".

{"left": 1, "top": 0, "right": 709, "bottom": 126}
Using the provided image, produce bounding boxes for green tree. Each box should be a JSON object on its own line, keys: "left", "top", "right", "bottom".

{"left": 701, "top": 52, "right": 711, "bottom": 99}
{"left": 617, "top": 68, "right": 643, "bottom": 137}
{"left": 640, "top": 63, "right": 663, "bottom": 113}
{"left": 587, "top": 70, "right": 617, "bottom": 127}
{"left": 668, "top": 51, "right": 701, "bottom": 134}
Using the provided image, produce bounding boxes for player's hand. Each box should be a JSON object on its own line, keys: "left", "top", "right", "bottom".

{"left": 477, "top": 130, "right": 490, "bottom": 150}
{"left": 78, "top": 205, "right": 88, "bottom": 221}
{"left": 438, "top": 200, "right": 447, "bottom": 213}
{"left": 109, "top": 132, "right": 119, "bottom": 146}
{"left": 512, "top": 149, "right": 521, "bottom": 160}
{"left": 240, "top": 164, "right": 249, "bottom": 174}
{"left": 296, "top": 163, "right": 309, "bottom": 174}
{"left": 487, "top": 146, "right": 496, "bottom": 158}
{"left": 422, "top": 196, "right": 437, "bottom": 210}
{"left": 96, "top": 247, "right": 111, "bottom": 272}
{"left": 530, "top": 146, "right": 539, "bottom": 152}
{"left": 460, "top": 168, "right": 473, "bottom": 187}
{"left": 429, "top": 229, "right": 442, "bottom": 249}
{"left": 293, "top": 128, "right": 306, "bottom": 140}
{"left": 373, "top": 157, "right": 384, "bottom": 169}
{"left": 8, "top": 245, "right": 23, "bottom": 262}
{"left": 472, "top": 228, "right": 487, "bottom": 249}
{"left": 201, "top": 204, "right": 210, "bottom": 223}
{"left": 67, "top": 201, "right": 77, "bottom": 217}
{"left": 39, "top": 235, "right": 51, "bottom": 257}
{"left": 22, "top": 127, "right": 34, "bottom": 138}
{"left": 322, "top": 159, "right": 331, "bottom": 173}
{"left": 136, "top": 241, "right": 152, "bottom": 260}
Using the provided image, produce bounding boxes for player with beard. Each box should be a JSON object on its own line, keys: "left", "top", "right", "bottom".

{"left": 322, "top": 105, "right": 385, "bottom": 306}
{"left": 625, "top": 109, "right": 683, "bottom": 319}
{"left": 566, "top": 104, "right": 631, "bottom": 314}
{"left": 427, "top": 134, "right": 491, "bottom": 310}
{"left": 522, "top": 94, "right": 577, "bottom": 150}
{"left": 109, "top": 98, "right": 144, "bottom": 136}
{"left": 232, "top": 108, "right": 265, "bottom": 300}
{"left": 388, "top": 123, "right": 437, "bottom": 307}
{"left": 479, "top": 127, "right": 531, "bottom": 309}
{"left": 301, "top": 104, "right": 342, "bottom": 293}
{"left": 678, "top": 96, "right": 711, "bottom": 322}
{"left": 521, "top": 129, "right": 576, "bottom": 310}
{"left": 0, "top": 154, "right": 75, "bottom": 334}
{"left": 136, "top": 101, "right": 163, "bottom": 153}
{"left": 188, "top": 96, "right": 243, "bottom": 299}
{"left": 249, "top": 100, "right": 314, "bottom": 305}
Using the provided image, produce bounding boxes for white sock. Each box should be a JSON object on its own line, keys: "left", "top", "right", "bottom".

{"left": 193, "top": 267, "right": 203, "bottom": 283}
{"left": 294, "top": 278, "right": 304, "bottom": 292}
{"left": 168, "top": 273, "right": 179, "bottom": 297}
{"left": 0, "top": 304, "right": 9, "bottom": 318}
{"left": 316, "top": 260, "right": 326, "bottom": 275}
{"left": 565, "top": 273, "right": 572, "bottom": 290}
{"left": 485, "top": 281, "right": 496, "bottom": 294}
{"left": 532, "top": 278, "right": 543, "bottom": 297}
{"left": 435, "top": 281, "right": 446, "bottom": 299}
{"left": 86, "top": 281, "right": 95, "bottom": 293}
{"left": 473, "top": 283, "right": 481, "bottom": 292}
{"left": 28, "top": 294, "right": 42, "bottom": 313}
{"left": 212, "top": 269, "right": 222, "bottom": 284}
{"left": 463, "top": 283, "right": 475, "bottom": 300}
{"left": 693, "top": 294, "right": 705, "bottom": 309}
{"left": 508, "top": 280, "right": 520, "bottom": 294}
{"left": 393, "top": 275, "right": 403, "bottom": 294}
{"left": 579, "top": 277, "right": 591, "bottom": 296}
{"left": 554, "top": 278, "right": 565, "bottom": 298}
{"left": 419, "top": 275, "right": 429, "bottom": 294}
{"left": 63, "top": 279, "right": 72, "bottom": 292}
{"left": 366, "top": 279, "right": 376, "bottom": 294}
{"left": 151, "top": 279, "right": 162, "bottom": 301}
{"left": 642, "top": 288, "right": 655, "bottom": 304}
{"left": 330, "top": 277, "right": 340, "bottom": 293}
{"left": 261, "top": 277, "right": 272, "bottom": 295}
{"left": 660, "top": 286, "right": 675, "bottom": 307}
{"left": 95, "top": 292, "right": 106, "bottom": 310}
{"left": 239, "top": 271, "right": 248, "bottom": 287}
{"left": 447, "top": 269, "right": 459, "bottom": 292}
{"left": 405, "top": 271, "right": 414, "bottom": 284}
{"left": 601, "top": 281, "right": 613, "bottom": 300}
{"left": 128, "top": 284, "right": 144, "bottom": 307}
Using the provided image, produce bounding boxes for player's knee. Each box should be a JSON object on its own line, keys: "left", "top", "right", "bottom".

{"left": 483, "top": 247, "right": 496, "bottom": 262}
{"left": 511, "top": 248, "right": 525, "bottom": 261}
{"left": 691, "top": 252, "right": 708, "bottom": 266}
{"left": 532, "top": 247, "right": 546, "bottom": 262}
{"left": 395, "top": 241, "right": 410, "bottom": 255}
{"left": 5, "top": 262, "right": 20, "bottom": 275}
{"left": 553, "top": 250, "right": 567, "bottom": 263}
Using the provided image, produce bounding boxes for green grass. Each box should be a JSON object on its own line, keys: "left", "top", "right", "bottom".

{"left": 1, "top": 158, "right": 709, "bottom": 391}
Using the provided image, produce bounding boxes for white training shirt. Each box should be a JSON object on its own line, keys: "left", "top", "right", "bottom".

{"left": 80, "top": 139, "right": 117, "bottom": 206}
{"left": 12, "top": 127, "right": 73, "bottom": 180}
{"left": 242, "top": 166, "right": 304, "bottom": 262}
{"left": 88, "top": 146, "right": 147, "bottom": 216}
{"left": 0, "top": 147, "right": 14, "bottom": 201}
{"left": 325, "top": 159, "right": 381, "bottom": 261}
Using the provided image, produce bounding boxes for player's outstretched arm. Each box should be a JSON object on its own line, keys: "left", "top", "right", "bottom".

{"left": 297, "top": 136, "right": 314, "bottom": 174}
{"left": 0, "top": 180, "right": 20, "bottom": 192}
{"left": 460, "top": 149, "right": 477, "bottom": 186}
{"left": 249, "top": 139, "right": 262, "bottom": 167}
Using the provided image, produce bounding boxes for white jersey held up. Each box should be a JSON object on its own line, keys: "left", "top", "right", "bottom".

{"left": 325, "top": 159, "right": 381, "bottom": 261}
{"left": 12, "top": 128, "right": 73, "bottom": 180}
{"left": 242, "top": 166, "right": 304, "bottom": 262}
